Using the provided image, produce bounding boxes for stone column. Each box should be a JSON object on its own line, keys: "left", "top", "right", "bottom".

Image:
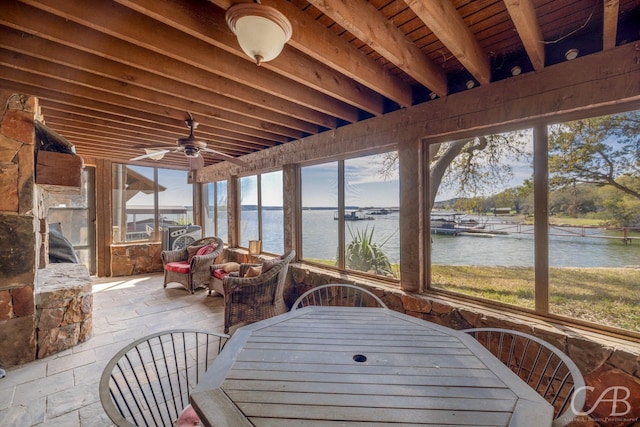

{"left": 0, "top": 91, "right": 39, "bottom": 367}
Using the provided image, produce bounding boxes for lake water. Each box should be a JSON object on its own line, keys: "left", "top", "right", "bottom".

{"left": 249, "top": 209, "right": 640, "bottom": 268}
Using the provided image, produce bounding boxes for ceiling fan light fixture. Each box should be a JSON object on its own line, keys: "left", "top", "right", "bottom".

{"left": 226, "top": 2, "right": 292, "bottom": 66}
{"left": 183, "top": 146, "right": 200, "bottom": 158}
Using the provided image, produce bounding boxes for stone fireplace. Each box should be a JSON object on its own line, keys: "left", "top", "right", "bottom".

{"left": 0, "top": 90, "right": 92, "bottom": 368}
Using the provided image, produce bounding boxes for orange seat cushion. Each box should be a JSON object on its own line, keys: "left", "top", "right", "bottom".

{"left": 165, "top": 261, "right": 190, "bottom": 274}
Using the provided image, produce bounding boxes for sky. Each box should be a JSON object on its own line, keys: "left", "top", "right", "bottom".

{"left": 125, "top": 134, "right": 533, "bottom": 209}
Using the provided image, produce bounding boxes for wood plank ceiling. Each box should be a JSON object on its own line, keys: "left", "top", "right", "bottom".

{"left": 1, "top": 0, "right": 639, "bottom": 169}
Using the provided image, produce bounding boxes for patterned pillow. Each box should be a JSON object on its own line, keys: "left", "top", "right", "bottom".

{"left": 187, "top": 245, "right": 205, "bottom": 263}
{"left": 243, "top": 265, "right": 262, "bottom": 278}
{"left": 221, "top": 262, "right": 240, "bottom": 273}
{"left": 195, "top": 243, "right": 217, "bottom": 257}
{"left": 261, "top": 257, "right": 281, "bottom": 273}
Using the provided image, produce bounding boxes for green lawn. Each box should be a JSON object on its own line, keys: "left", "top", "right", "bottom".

{"left": 432, "top": 265, "right": 640, "bottom": 332}
{"left": 303, "top": 259, "right": 640, "bottom": 332}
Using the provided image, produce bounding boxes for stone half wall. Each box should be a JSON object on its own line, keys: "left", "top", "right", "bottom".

{"left": 35, "top": 263, "right": 92, "bottom": 359}
{"left": 110, "top": 242, "right": 163, "bottom": 276}
{"left": 283, "top": 262, "right": 640, "bottom": 426}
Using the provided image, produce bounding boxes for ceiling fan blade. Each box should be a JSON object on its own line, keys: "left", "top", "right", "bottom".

{"left": 201, "top": 147, "right": 248, "bottom": 166}
{"left": 130, "top": 149, "right": 171, "bottom": 161}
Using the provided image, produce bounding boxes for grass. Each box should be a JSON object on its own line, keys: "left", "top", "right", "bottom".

{"left": 432, "top": 265, "right": 640, "bottom": 332}
{"left": 303, "top": 258, "right": 640, "bottom": 332}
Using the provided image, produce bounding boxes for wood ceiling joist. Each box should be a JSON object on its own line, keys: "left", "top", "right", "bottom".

{"left": 266, "top": 0, "right": 413, "bottom": 107}
{"left": 201, "top": 0, "right": 412, "bottom": 108}
{"left": 15, "top": 0, "right": 361, "bottom": 122}
{"left": 306, "top": 0, "right": 448, "bottom": 97}
{"left": 0, "top": 60, "right": 304, "bottom": 140}
{"left": 43, "top": 116, "right": 259, "bottom": 155}
{"left": 403, "top": 0, "right": 491, "bottom": 85}
{"left": 504, "top": 0, "right": 545, "bottom": 70}
{"left": 603, "top": 0, "right": 620, "bottom": 49}
{"left": 0, "top": 77, "right": 291, "bottom": 144}
{"left": 39, "top": 105, "right": 277, "bottom": 150}
{"left": 0, "top": 38, "right": 321, "bottom": 135}
{"left": 117, "top": 0, "right": 401, "bottom": 112}
{"left": 37, "top": 99, "right": 284, "bottom": 147}
{"left": 0, "top": 24, "right": 335, "bottom": 132}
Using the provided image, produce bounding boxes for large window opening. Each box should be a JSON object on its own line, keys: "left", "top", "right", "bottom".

{"left": 428, "top": 130, "right": 535, "bottom": 307}
{"left": 301, "top": 153, "right": 400, "bottom": 279}
{"left": 204, "top": 180, "right": 228, "bottom": 243}
{"left": 239, "top": 171, "right": 283, "bottom": 253}
{"left": 112, "top": 165, "right": 193, "bottom": 243}
{"left": 427, "top": 109, "right": 640, "bottom": 333}
{"left": 547, "top": 111, "right": 640, "bottom": 331}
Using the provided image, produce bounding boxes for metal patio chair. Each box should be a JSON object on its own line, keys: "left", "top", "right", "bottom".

{"left": 291, "top": 283, "right": 387, "bottom": 310}
{"left": 99, "top": 329, "right": 228, "bottom": 427}
{"left": 462, "top": 328, "right": 585, "bottom": 427}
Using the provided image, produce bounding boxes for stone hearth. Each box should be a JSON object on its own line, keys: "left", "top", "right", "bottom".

{"left": 35, "top": 263, "right": 92, "bottom": 359}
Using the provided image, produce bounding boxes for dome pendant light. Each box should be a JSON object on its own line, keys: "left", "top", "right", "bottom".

{"left": 226, "top": 1, "right": 292, "bottom": 66}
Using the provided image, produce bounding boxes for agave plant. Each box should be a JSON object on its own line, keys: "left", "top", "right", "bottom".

{"left": 344, "top": 225, "right": 395, "bottom": 277}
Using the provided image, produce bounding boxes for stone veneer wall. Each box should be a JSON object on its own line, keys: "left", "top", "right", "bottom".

{"left": 219, "top": 248, "right": 640, "bottom": 425}
{"left": 35, "top": 263, "right": 92, "bottom": 359}
{"left": 0, "top": 92, "right": 40, "bottom": 367}
{"left": 110, "top": 242, "right": 163, "bottom": 277}
{"left": 0, "top": 91, "right": 93, "bottom": 368}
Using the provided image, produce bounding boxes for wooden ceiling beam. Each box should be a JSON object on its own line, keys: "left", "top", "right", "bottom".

{"left": 0, "top": 36, "right": 322, "bottom": 134}
{"left": 504, "top": 0, "right": 545, "bottom": 70}
{"left": 0, "top": 23, "right": 334, "bottom": 131}
{"left": 403, "top": 0, "right": 491, "bottom": 85}
{"left": 117, "top": 0, "right": 393, "bottom": 114}
{"left": 16, "top": 0, "right": 360, "bottom": 122}
{"left": 40, "top": 105, "right": 276, "bottom": 150}
{"left": 265, "top": 0, "right": 412, "bottom": 107}
{"left": 43, "top": 116, "right": 256, "bottom": 155}
{"left": 0, "top": 57, "right": 305, "bottom": 140}
{"left": 307, "top": 0, "right": 448, "bottom": 97}
{"left": 0, "top": 78, "right": 290, "bottom": 143}
{"left": 603, "top": 0, "right": 620, "bottom": 50}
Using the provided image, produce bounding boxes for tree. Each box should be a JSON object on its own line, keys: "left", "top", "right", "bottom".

{"left": 548, "top": 112, "right": 640, "bottom": 200}
{"left": 381, "top": 132, "right": 530, "bottom": 211}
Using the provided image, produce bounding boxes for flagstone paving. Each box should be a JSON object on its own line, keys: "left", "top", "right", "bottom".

{"left": 0, "top": 274, "right": 225, "bottom": 426}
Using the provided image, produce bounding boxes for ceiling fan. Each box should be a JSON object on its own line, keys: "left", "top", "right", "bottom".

{"left": 130, "top": 113, "right": 248, "bottom": 168}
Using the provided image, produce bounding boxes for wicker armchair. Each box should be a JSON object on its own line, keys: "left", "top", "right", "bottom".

{"left": 222, "top": 250, "right": 295, "bottom": 333}
{"left": 162, "top": 236, "right": 224, "bottom": 294}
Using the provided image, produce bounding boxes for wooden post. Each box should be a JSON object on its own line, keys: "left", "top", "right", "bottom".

{"left": 533, "top": 124, "right": 549, "bottom": 314}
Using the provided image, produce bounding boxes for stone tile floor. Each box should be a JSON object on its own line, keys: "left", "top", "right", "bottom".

{"left": 0, "top": 274, "right": 226, "bottom": 426}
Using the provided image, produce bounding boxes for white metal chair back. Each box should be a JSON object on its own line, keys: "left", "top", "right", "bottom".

{"left": 99, "top": 329, "right": 228, "bottom": 427}
{"left": 291, "top": 283, "right": 387, "bottom": 310}
{"left": 463, "top": 328, "right": 585, "bottom": 427}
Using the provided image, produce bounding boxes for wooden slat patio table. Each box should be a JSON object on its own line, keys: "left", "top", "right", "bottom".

{"left": 190, "top": 306, "right": 553, "bottom": 427}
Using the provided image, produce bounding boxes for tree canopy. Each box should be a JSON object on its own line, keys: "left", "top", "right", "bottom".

{"left": 548, "top": 111, "right": 640, "bottom": 199}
